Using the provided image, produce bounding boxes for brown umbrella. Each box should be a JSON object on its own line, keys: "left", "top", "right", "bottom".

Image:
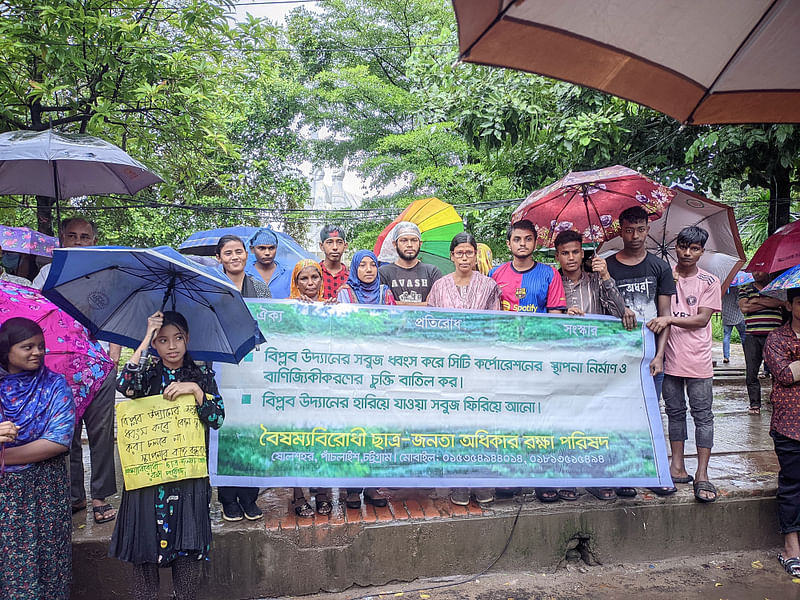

{"left": 453, "top": 0, "right": 800, "bottom": 124}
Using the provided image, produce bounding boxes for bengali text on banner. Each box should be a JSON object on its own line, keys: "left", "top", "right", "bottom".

{"left": 209, "top": 300, "right": 672, "bottom": 488}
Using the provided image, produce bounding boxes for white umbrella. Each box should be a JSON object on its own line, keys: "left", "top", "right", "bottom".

{"left": 0, "top": 129, "right": 162, "bottom": 198}
{"left": 598, "top": 188, "right": 745, "bottom": 287}
{"left": 453, "top": 0, "right": 800, "bottom": 124}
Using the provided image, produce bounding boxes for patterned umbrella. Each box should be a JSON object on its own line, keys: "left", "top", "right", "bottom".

{"left": 0, "top": 225, "right": 58, "bottom": 257}
{"left": 759, "top": 264, "right": 800, "bottom": 301}
{"left": 0, "top": 280, "right": 113, "bottom": 418}
{"left": 374, "top": 197, "right": 464, "bottom": 274}
{"left": 730, "top": 271, "right": 754, "bottom": 287}
{"left": 512, "top": 165, "right": 672, "bottom": 249}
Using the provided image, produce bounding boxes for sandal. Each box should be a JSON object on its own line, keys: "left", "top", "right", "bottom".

{"left": 315, "top": 493, "right": 332, "bottom": 515}
{"left": 292, "top": 495, "right": 314, "bottom": 518}
{"left": 586, "top": 487, "right": 616, "bottom": 501}
{"left": 778, "top": 553, "right": 800, "bottom": 577}
{"left": 534, "top": 488, "right": 560, "bottom": 503}
{"left": 92, "top": 503, "right": 116, "bottom": 524}
{"left": 748, "top": 406, "right": 761, "bottom": 415}
{"left": 647, "top": 486, "right": 677, "bottom": 496}
{"left": 345, "top": 492, "right": 362, "bottom": 509}
{"left": 557, "top": 488, "right": 579, "bottom": 501}
{"left": 615, "top": 487, "right": 637, "bottom": 498}
{"left": 693, "top": 480, "right": 718, "bottom": 503}
{"left": 364, "top": 488, "right": 387, "bottom": 507}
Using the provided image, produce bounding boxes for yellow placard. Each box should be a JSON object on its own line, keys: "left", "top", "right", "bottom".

{"left": 116, "top": 394, "right": 208, "bottom": 490}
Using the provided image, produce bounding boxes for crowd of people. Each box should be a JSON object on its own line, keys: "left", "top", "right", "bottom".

{"left": 3, "top": 204, "right": 800, "bottom": 598}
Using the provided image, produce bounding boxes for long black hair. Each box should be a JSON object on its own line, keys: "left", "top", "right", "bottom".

{"left": 0, "top": 317, "right": 43, "bottom": 370}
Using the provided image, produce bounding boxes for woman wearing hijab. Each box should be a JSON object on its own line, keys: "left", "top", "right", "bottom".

{"left": 337, "top": 250, "right": 395, "bottom": 305}
{"left": 337, "top": 250, "right": 393, "bottom": 508}
{"left": 215, "top": 234, "right": 269, "bottom": 522}
{"left": 288, "top": 259, "right": 334, "bottom": 516}
{"left": 1, "top": 317, "right": 75, "bottom": 600}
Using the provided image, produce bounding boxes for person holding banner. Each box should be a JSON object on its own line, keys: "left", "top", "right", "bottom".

{"left": 0, "top": 317, "right": 75, "bottom": 600}
{"left": 337, "top": 249, "right": 394, "bottom": 508}
{"left": 289, "top": 259, "right": 334, "bottom": 516}
{"left": 428, "top": 232, "right": 501, "bottom": 506}
{"left": 215, "top": 235, "right": 268, "bottom": 522}
{"left": 110, "top": 311, "right": 224, "bottom": 600}
{"left": 554, "top": 229, "right": 634, "bottom": 502}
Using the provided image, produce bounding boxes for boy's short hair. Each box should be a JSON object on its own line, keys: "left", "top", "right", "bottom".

{"left": 676, "top": 226, "right": 709, "bottom": 248}
{"left": 619, "top": 206, "right": 649, "bottom": 227}
{"left": 506, "top": 219, "right": 537, "bottom": 241}
{"left": 788, "top": 288, "right": 800, "bottom": 304}
{"left": 554, "top": 229, "right": 582, "bottom": 249}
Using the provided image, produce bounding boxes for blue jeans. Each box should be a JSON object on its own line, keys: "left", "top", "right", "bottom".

{"left": 722, "top": 322, "right": 746, "bottom": 359}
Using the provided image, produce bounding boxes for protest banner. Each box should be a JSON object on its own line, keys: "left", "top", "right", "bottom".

{"left": 116, "top": 394, "right": 208, "bottom": 490}
{"left": 210, "top": 300, "right": 672, "bottom": 488}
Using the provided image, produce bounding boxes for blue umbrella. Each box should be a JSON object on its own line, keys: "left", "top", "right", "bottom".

{"left": 729, "top": 270, "right": 754, "bottom": 287}
{"left": 178, "top": 225, "right": 315, "bottom": 266}
{"left": 41, "top": 246, "right": 264, "bottom": 364}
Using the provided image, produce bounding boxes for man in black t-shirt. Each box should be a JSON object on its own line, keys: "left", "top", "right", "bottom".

{"left": 378, "top": 221, "right": 442, "bottom": 305}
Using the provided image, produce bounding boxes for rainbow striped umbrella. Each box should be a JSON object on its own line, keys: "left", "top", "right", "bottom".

{"left": 374, "top": 198, "right": 464, "bottom": 274}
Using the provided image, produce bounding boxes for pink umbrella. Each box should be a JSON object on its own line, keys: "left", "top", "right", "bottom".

{"left": 0, "top": 280, "right": 113, "bottom": 418}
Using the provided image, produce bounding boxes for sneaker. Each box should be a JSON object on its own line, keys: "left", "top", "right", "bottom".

{"left": 450, "top": 488, "right": 470, "bottom": 506}
{"left": 222, "top": 502, "right": 244, "bottom": 522}
{"left": 242, "top": 501, "right": 263, "bottom": 521}
{"left": 474, "top": 488, "right": 495, "bottom": 504}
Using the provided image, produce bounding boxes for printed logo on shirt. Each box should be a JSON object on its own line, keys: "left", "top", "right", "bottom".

{"left": 686, "top": 295, "right": 698, "bottom": 306}
{"left": 515, "top": 287, "right": 527, "bottom": 299}
{"left": 501, "top": 299, "right": 539, "bottom": 312}
{"left": 391, "top": 278, "right": 429, "bottom": 288}
{"left": 398, "top": 290, "right": 423, "bottom": 303}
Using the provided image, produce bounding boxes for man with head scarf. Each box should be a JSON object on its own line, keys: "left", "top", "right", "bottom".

{"left": 318, "top": 225, "right": 349, "bottom": 300}
{"left": 246, "top": 228, "right": 292, "bottom": 298}
{"left": 378, "top": 222, "right": 442, "bottom": 305}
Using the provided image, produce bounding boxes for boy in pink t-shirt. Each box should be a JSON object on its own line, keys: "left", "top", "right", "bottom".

{"left": 647, "top": 226, "right": 722, "bottom": 503}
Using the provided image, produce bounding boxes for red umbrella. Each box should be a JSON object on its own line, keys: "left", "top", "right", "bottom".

{"left": 745, "top": 220, "right": 800, "bottom": 273}
{"left": 0, "top": 280, "right": 113, "bottom": 418}
{"left": 512, "top": 165, "right": 673, "bottom": 248}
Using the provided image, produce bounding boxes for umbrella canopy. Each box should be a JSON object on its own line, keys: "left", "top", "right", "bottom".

{"left": 453, "top": 0, "right": 800, "bottom": 125}
{"left": 730, "top": 271, "right": 755, "bottom": 287}
{"left": 745, "top": 220, "right": 800, "bottom": 273}
{"left": 598, "top": 188, "right": 745, "bottom": 288}
{"left": 178, "top": 225, "right": 315, "bottom": 266}
{"left": 41, "top": 246, "right": 263, "bottom": 364}
{"left": 0, "top": 280, "right": 114, "bottom": 419}
{"left": 0, "top": 129, "right": 162, "bottom": 199}
{"left": 759, "top": 264, "right": 800, "bottom": 301}
{"left": 374, "top": 197, "right": 464, "bottom": 274}
{"left": 512, "top": 165, "right": 672, "bottom": 248}
{"left": 0, "top": 225, "right": 58, "bottom": 257}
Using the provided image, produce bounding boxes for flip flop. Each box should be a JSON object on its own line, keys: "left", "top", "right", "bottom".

{"left": 586, "top": 487, "right": 616, "bottom": 501}
{"left": 92, "top": 503, "right": 116, "bottom": 524}
{"left": 557, "top": 488, "right": 579, "bottom": 501}
{"left": 693, "top": 480, "right": 718, "bottom": 503}
{"left": 534, "top": 488, "right": 560, "bottom": 503}
{"left": 615, "top": 487, "right": 637, "bottom": 498}
{"left": 671, "top": 475, "right": 694, "bottom": 484}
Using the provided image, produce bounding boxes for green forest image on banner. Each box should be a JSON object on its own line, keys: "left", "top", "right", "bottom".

{"left": 209, "top": 300, "right": 672, "bottom": 488}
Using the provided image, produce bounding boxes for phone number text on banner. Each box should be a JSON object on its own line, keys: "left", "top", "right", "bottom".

{"left": 210, "top": 300, "right": 672, "bottom": 488}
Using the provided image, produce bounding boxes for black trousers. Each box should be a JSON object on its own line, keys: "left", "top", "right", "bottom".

{"left": 744, "top": 334, "right": 768, "bottom": 408}
{"left": 772, "top": 431, "right": 800, "bottom": 535}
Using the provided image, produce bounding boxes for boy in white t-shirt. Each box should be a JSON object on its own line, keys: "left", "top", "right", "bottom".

{"left": 647, "top": 226, "right": 722, "bottom": 503}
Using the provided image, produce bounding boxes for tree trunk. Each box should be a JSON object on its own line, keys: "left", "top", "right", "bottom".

{"left": 36, "top": 195, "right": 55, "bottom": 235}
{"left": 767, "top": 165, "right": 792, "bottom": 235}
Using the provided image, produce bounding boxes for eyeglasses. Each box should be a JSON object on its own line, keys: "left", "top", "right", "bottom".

{"left": 452, "top": 250, "right": 476, "bottom": 258}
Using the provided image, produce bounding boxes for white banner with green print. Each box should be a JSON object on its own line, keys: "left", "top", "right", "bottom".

{"left": 209, "top": 300, "right": 672, "bottom": 488}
